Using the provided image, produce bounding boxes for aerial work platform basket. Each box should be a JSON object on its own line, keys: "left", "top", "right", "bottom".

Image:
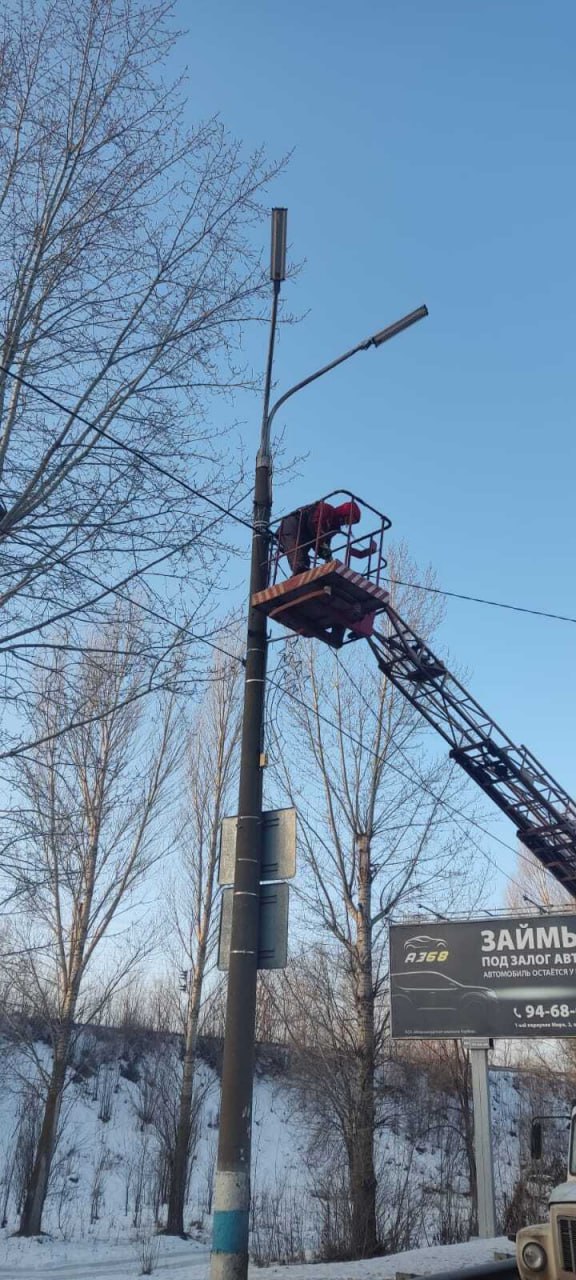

{"left": 252, "top": 491, "right": 391, "bottom": 648}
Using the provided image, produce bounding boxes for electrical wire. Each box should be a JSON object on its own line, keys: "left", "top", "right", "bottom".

{"left": 383, "top": 576, "right": 576, "bottom": 628}
{"left": 0, "top": 568, "right": 539, "bottom": 905}
{"left": 0, "top": 383, "right": 569, "bottom": 899}
{"left": 3, "top": 363, "right": 576, "bottom": 628}
{"left": 0, "top": 370, "right": 573, "bottom": 890}
{"left": 0, "top": 363, "right": 256, "bottom": 533}
{"left": 0, "top": 557, "right": 568, "bottom": 915}
{"left": 0, "top": 485, "right": 253, "bottom": 650}
{"left": 332, "top": 650, "right": 563, "bottom": 898}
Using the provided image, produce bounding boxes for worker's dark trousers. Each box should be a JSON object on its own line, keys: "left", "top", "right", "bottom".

{"left": 278, "top": 513, "right": 311, "bottom": 574}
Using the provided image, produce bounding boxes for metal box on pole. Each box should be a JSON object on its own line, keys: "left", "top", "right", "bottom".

{"left": 218, "top": 807, "right": 297, "bottom": 885}
{"left": 218, "top": 882, "right": 290, "bottom": 971}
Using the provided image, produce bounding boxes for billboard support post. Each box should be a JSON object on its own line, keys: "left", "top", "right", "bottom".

{"left": 464, "top": 1039, "right": 496, "bottom": 1238}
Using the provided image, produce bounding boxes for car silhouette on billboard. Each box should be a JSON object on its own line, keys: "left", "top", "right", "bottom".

{"left": 403, "top": 935, "right": 448, "bottom": 952}
{"left": 391, "top": 969, "right": 499, "bottom": 1025}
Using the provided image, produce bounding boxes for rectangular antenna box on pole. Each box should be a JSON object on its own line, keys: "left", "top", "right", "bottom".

{"left": 217, "top": 807, "right": 297, "bottom": 972}
{"left": 218, "top": 882, "right": 289, "bottom": 972}
{"left": 218, "top": 807, "right": 297, "bottom": 885}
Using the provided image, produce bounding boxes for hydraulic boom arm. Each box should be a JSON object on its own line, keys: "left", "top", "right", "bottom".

{"left": 368, "top": 605, "right": 576, "bottom": 898}
{"left": 255, "top": 490, "right": 576, "bottom": 895}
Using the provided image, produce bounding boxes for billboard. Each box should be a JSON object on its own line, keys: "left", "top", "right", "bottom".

{"left": 389, "top": 914, "right": 576, "bottom": 1039}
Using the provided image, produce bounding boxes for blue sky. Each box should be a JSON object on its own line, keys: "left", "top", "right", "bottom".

{"left": 171, "top": 0, "right": 575, "bottom": 902}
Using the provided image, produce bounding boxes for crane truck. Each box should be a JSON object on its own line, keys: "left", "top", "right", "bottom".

{"left": 517, "top": 1106, "right": 576, "bottom": 1280}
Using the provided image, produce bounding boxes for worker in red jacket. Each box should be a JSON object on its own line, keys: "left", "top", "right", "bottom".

{"left": 278, "top": 499, "right": 376, "bottom": 575}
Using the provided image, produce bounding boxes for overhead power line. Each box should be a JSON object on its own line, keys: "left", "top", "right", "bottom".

{"left": 0, "top": 548, "right": 530, "bottom": 902}
{"left": 0, "top": 368, "right": 570, "bottom": 900}
{"left": 332, "top": 650, "right": 539, "bottom": 900}
{"left": 0, "top": 486, "right": 253, "bottom": 650}
{"left": 0, "top": 363, "right": 255, "bottom": 533}
{"left": 0, "top": 546, "right": 544, "bottom": 908}
{"left": 3, "top": 363, "right": 576, "bottom": 629}
{"left": 384, "top": 576, "right": 576, "bottom": 627}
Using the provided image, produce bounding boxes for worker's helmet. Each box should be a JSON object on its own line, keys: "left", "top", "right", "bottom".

{"left": 334, "top": 500, "right": 361, "bottom": 525}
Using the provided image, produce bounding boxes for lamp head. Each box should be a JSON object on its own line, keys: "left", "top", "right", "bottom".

{"left": 371, "top": 305, "right": 428, "bottom": 347}
{"left": 270, "top": 208, "right": 288, "bottom": 282}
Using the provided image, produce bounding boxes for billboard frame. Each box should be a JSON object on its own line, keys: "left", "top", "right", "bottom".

{"left": 389, "top": 912, "right": 576, "bottom": 1040}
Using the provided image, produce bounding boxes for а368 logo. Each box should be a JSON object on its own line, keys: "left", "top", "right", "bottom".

{"left": 405, "top": 949, "right": 449, "bottom": 964}
{"left": 403, "top": 936, "right": 450, "bottom": 965}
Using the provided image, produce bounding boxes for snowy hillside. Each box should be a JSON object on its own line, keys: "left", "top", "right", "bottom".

{"left": 0, "top": 1027, "right": 568, "bottom": 1275}
{"left": 0, "top": 1232, "right": 517, "bottom": 1279}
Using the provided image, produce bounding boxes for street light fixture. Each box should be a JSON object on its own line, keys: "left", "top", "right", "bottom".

{"left": 369, "top": 305, "right": 429, "bottom": 347}
{"left": 270, "top": 207, "right": 288, "bottom": 282}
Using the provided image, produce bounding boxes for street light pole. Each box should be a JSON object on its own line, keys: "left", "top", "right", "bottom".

{"left": 210, "top": 207, "right": 428, "bottom": 1280}
{"left": 210, "top": 209, "right": 287, "bottom": 1280}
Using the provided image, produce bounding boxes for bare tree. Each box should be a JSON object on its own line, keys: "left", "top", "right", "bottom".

{"left": 269, "top": 555, "right": 481, "bottom": 1258}
{"left": 3, "top": 609, "right": 182, "bottom": 1235}
{"left": 165, "top": 641, "right": 242, "bottom": 1234}
{"left": 507, "top": 844, "right": 573, "bottom": 914}
{"left": 506, "top": 847, "right": 576, "bottom": 1077}
{"left": 0, "top": 0, "right": 281, "bottom": 703}
{"left": 409, "top": 1038, "right": 478, "bottom": 1236}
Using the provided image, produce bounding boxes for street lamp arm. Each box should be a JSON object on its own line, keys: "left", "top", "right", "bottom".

{"left": 262, "top": 337, "right": 371, "bottom": 456}
{"left": 260, "top": 304, "right": 428, "bottom": 458}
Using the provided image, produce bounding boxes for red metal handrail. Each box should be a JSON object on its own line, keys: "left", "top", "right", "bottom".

{"left": 269, "top": 491, "right": 392, "bottom": 588}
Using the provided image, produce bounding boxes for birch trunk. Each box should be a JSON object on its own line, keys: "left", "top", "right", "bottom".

{"left": 11, "top": 619, "right": 179, "bottom": 1235}
{"left": 164, "top": 646, "right": 240, "bottom": 1234}
{"left": 350, "top": 833, "right": 378, "bottom": 1257}
{"left": 18, "top": 1030, "right": 68, "bottom": 1236}
{"left": 17, "top": 965, "right": 82, "bottom": 1238}
{"left": 165, "top": 944, "right": 206, "bottom": 1234}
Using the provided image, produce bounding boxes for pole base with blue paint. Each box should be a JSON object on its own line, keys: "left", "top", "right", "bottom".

{"left": 210, "top": 1170, "right": 250, "bottom": 1280}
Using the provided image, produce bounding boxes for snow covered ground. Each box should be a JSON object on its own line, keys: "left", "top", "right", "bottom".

{"left": 0, "top": 1233, "right": 516, "bottom": 1279}
{"left": 0, "top": 1029, "right": 557, "bottom": 1277}
{"left": 0, "top": 1235, "right": 203, "bottom": 1277}
{"left": 257, "top": 1237, "right": 517, "bottom": 1280}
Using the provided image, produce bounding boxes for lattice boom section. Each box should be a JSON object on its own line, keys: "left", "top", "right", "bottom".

{"left": 368, "top": 607, "right": 576, "bottom": 898}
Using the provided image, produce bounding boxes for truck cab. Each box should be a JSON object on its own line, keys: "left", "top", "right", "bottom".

{"left": 517, "top": 1105, "right": 576, "bottom": 1280}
